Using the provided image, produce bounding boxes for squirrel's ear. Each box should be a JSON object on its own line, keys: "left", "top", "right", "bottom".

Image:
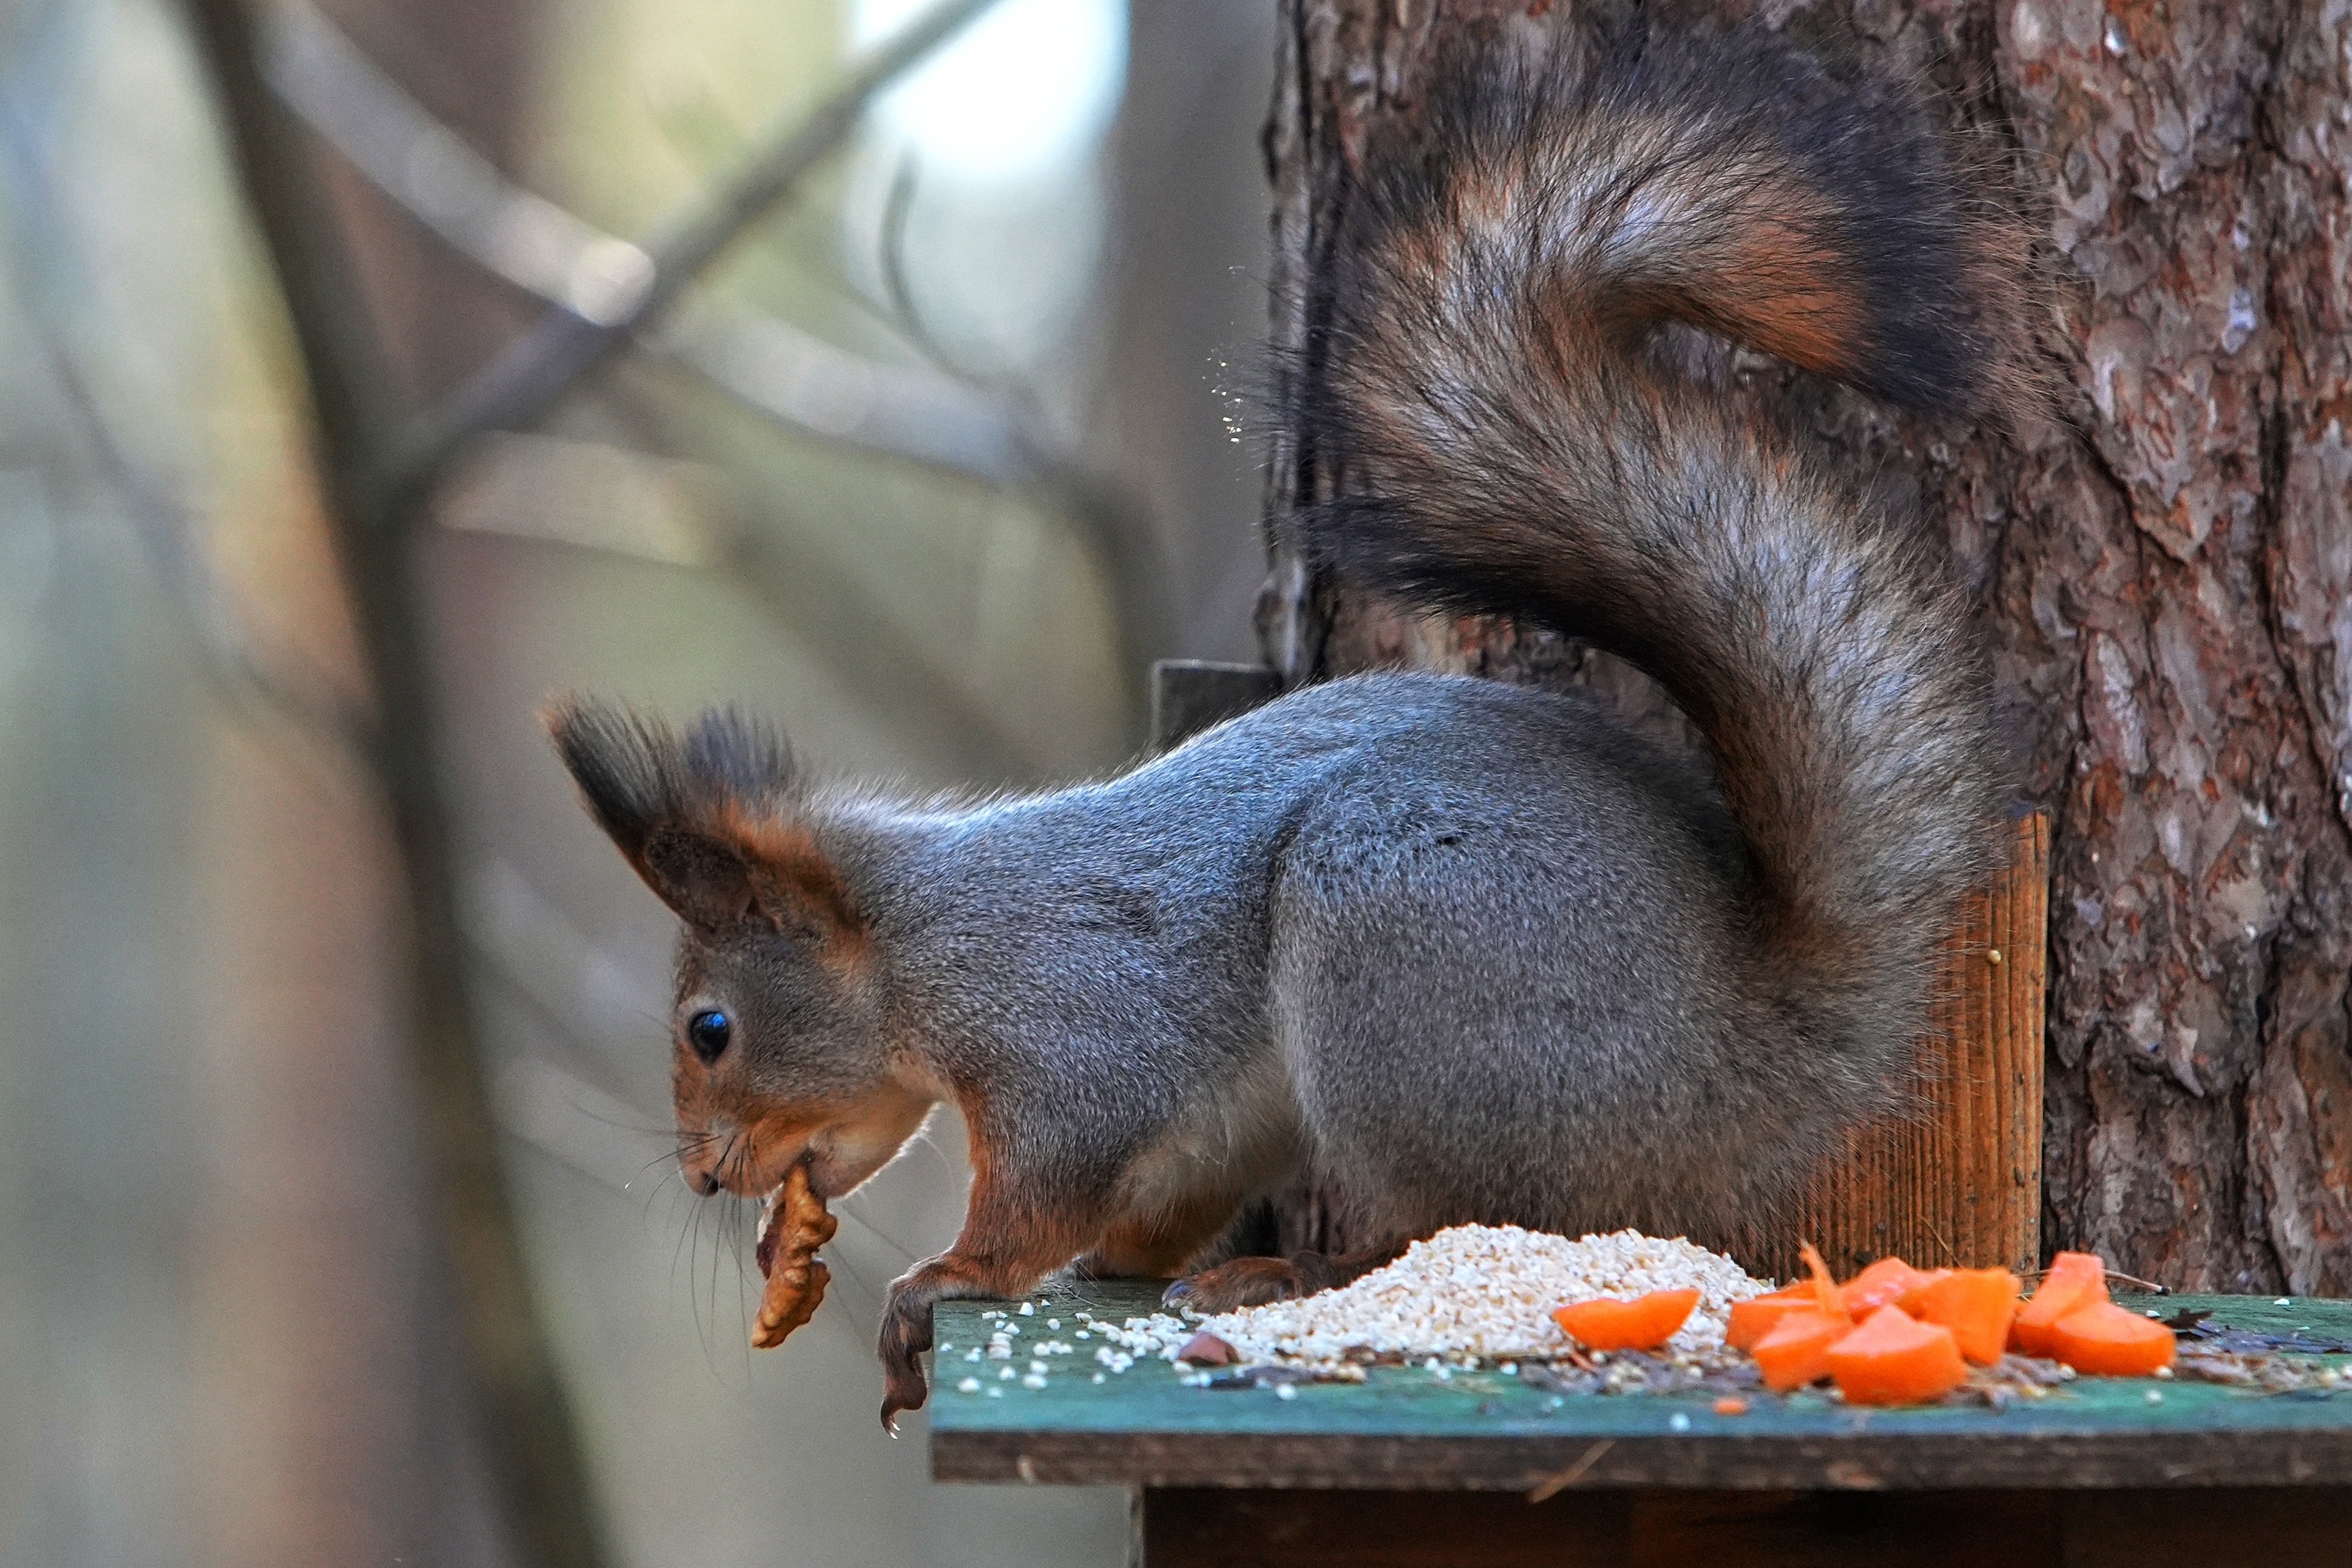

{"left": 545, "top": 697, "right": 855, "bottom": 941}
{"left": 638, "top": 824, "right": 765, "bottom": 932}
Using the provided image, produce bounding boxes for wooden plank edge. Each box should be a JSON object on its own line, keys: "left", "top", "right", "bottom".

{"left": 932, "top": 1427, "right": 2352, "bottom": 1491}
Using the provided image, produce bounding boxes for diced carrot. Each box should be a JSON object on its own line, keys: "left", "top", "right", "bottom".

{"left": 2047, "top": 1301, "right": 2177, "bottom": 1376}
{"left": 1897, "top": 1267, "right": 2022, "bottom": 1365}
{"left": 1824, "top": 1305, "right": 1970, "bottom": 1406}
{"left": 1751, "top": 1309, "right": 1852, "bottom": 1392}
{"left": 1550, "top": 1288, "right": 1700, "bottom": 1350}
{"left": 1712, "top": 1397, "right": 1750, "bottom": 1416}
{"left": 1840, "top": 1256, "right": 1935, "bottom": 1315}
{"left": 2011, "top": 1252, "right": 2109, "bottom": 1357}
{"left": 1727, "top": 1287, "right": 1823, "bottom": 1352}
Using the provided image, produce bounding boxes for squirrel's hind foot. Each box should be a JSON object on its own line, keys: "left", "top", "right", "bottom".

{"left": 1165, "top": 1243, "right": 1405, "bottom": 1314}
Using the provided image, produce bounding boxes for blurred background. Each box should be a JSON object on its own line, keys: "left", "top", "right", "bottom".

{"left": 0, "top": 0, "right": 1275, "bottom": 1562}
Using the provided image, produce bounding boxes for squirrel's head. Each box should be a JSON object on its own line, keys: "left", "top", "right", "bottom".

{"left": 545, "top": 698, "right": 939, "bottom": 1204}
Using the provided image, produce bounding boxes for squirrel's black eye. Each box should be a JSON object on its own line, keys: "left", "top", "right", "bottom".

{"left": 686, "top": 1009, "right": 731, "bottom": 1064}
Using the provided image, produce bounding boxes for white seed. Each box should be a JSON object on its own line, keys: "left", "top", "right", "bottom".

{"left": 1020, "top": 1302, "right": 1036, "bottom": 1316}
{"left": 1275, "top": 1383, "right": 1299, "bottom": 1400}
{"left": 1022, "top": 1373, "right": 1048, "bottom": 1389}
{"left": 957, "top": 1377, "right": 982, "bottom": 1394}
{"left": 1103, "top": 1225, "right": 1766, "bottom": 1375}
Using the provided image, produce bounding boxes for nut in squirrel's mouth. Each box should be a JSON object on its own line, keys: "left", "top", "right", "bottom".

{"left": 755, "top": 1179, "right": 791, "bottom": 1278}
{"left": 749, "top": 1163, "right": 838, "bottom": 1350}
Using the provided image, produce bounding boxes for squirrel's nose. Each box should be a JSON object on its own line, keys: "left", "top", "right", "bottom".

{"left": 677, "top": 1119, "right": 735, "bottom": 1195}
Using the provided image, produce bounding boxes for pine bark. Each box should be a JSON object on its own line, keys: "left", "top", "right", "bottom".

{"left": 1256, "top": 0, "right": 2352, "bottom": 1292}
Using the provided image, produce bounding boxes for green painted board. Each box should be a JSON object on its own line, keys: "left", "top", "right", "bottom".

{"left": 927, "top": 1281, "right": 2352, "bottom": 1492}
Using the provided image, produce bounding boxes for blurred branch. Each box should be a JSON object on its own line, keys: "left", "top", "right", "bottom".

{"left": 262, "top": 1, "right": 653, "bottom": 323}
{"left": 176, "top": 3, "right": 611, "bottom": 1566}
{"left": 266, "top": 0, "right": 1167, "bottom": 693}
{"left": 657, "top": 301, "right": 1026, "bottom": 481}
{"left": 0, "top": 79, "right": 364, "bottom": 752}
{"left": 373, "top": 0, "right": 1007, "bottom": 513}
{"left": 264, "top": 2, "right": 1059, "bottom": 488}
{"left": 38, "top": 326, "right": 368, "bottom": 753}
{"left": 875, "top": 150, "right": 991, "bottom": 389}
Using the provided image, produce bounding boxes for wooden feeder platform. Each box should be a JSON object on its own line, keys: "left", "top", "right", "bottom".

{"left": 930, "top": 1281, "right": 2352, "bottom": 1565}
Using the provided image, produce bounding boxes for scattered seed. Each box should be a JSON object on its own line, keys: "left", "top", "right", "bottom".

{"left": 1108, "top": 1225, "right": 1768, "bottom": 1373}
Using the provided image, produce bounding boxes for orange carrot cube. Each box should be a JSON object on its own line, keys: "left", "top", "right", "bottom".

{"left": 2011, "top": 1252, "right": 2108, "bottom": 1357}
{"left": 1751, "top": 1308, "right": 1851, "bottom": 1392}
{"left": 1840, "top": 1256, "right": 1934, "bottom": 1315}
{"left": 2047, "top": 1300, "right": 2177, "bottom": 1376}
{"left": 1897, "top": 1267, "right": 2022, "bottom": 1365}
{"left": 1727, "top": 1288, "right": 1822, "bottom": 1352}
{"left": 1550, "top": 1288, "right": 1700, "bottom": 1351}
{"left": 1824, "top": 1305, "right": 1969, "bottom": 1406}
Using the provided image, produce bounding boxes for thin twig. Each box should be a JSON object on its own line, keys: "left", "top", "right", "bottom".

{"left": 2021, "top": 1266, "right": 2170, "bottom": 1295}
{"left": 375, "top": 0, "right": 1007, "bottom": 512}
{"left": 1526, "top": 1440, "right": 1615, "bottom": 1504}
{"left": 876, "top": 149, "right": 991, "bottom": 388}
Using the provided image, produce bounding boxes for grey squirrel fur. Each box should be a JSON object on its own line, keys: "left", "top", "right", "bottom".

{"left": 548, "top": 14, "right": 2019, "bottom": 1426}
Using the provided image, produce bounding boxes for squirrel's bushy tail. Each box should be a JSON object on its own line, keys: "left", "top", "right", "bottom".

{"left": 1294, "top": 21, "right": 2020, "bottom": 1074}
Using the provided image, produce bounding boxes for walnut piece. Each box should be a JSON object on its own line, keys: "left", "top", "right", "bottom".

{"left": 752, "top": 1163, "right": 838, "bottom": 1350}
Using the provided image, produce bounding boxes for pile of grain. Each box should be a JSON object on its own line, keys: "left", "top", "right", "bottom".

{"left": 1101, "top": 1225, "right": 1770, "bottom": 1369}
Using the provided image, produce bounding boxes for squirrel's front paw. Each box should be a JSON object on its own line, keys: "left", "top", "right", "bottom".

{"left": 877, "top": 1294, "right": 934, "bottom": 1432}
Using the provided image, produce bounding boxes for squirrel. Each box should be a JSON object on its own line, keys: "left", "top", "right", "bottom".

{"left": 548, "top": 14, "right": 2025, "bottom": 1428}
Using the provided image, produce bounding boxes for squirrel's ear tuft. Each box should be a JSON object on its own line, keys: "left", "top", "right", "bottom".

{"left": 545, "top": 696, "right": 845, "bottom": 939}
{"left": 545, "top": 696, "right": 671, "bottom": 865}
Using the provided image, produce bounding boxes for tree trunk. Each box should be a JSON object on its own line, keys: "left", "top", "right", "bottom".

{"left": 1256, "top": 0, "right": 2352, "bottom": 1293}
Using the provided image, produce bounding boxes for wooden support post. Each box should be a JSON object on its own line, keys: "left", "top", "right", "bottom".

{"left": 1780, "top": 812, "right": 2050, "bottom": 1280}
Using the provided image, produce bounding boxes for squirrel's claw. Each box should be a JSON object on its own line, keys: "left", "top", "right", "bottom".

{"left": 879, "top": 1362, "right": 929, "bottom": 1431}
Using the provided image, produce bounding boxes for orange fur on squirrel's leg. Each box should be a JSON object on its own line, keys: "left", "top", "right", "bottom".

{"left": 1074, "top": 1189, "right": 1250, "bottom": 1280}
{"left": 875, "top": 1142, "right": 1107, "bottom": 1429}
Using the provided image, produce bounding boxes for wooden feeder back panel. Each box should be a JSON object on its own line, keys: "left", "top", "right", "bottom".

{"left": 1770, "top": 812, "right": 2049, "bottom": 1282}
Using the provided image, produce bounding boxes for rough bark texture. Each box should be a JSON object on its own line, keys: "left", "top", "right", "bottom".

{"left": 1256, "top": 0, "right": 2352, "bottom": 1292}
